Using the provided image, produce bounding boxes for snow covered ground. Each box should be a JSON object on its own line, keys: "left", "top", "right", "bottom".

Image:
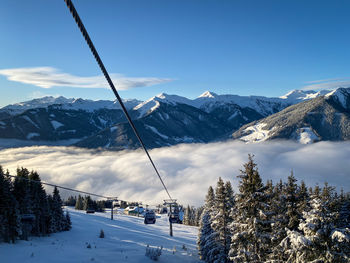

{"left": 298, "top": 127, "right": 319, "bottom": 144}
{"left": 0, "top": 208, "right": 200, "bottom": 263}
{"left": 240, "top": 123, "right": 273, "bottom": 143}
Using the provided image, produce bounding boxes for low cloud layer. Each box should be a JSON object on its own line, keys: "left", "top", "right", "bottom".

{"left": 0, "top": 67, "right": 172, "bottom": 90}
{"left": 303, "top": 78, "right": 350, "bottom": 91}
{"left": 0, "top": 141, "right": 349, "bottom": 206}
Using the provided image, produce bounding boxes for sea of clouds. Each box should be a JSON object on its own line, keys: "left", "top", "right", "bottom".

{"left": 0, "top": 141, "right": 349, "bottom": 206}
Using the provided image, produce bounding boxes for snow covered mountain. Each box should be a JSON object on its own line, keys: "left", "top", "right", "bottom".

{"left": 232, "top": 87, "right": 350, "bottom": 144}
{"left": 0, "top": 96, "right": 141, "bottom": 117}
{"left": 0, "top": 88, "right": 343, "bottom": 149}
{"left": 132, "top": 89, "right": 326, "bottom": 118}
{"left": 75, "top": 102, "right": 231, "bottom": 149}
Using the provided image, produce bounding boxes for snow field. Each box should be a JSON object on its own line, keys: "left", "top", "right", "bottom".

{"left": 240, "top": 123, "right": 272, "bottom": 143}
{"left": 0, "top": 207, "right": 201, "bottom": 263}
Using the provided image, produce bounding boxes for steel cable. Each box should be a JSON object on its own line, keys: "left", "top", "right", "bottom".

{"left": 63, "top": 0, "right": 173, "bottom": 200}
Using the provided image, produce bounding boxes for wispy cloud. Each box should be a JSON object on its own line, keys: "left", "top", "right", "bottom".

{"left": 303, "top": 78, "right": 350, "bottom": 91}
{"left": 0, "top": 67, "right": 173, "bottom": 90}
{"left": 0, "top": 141, "right": 349, "bottom": 206}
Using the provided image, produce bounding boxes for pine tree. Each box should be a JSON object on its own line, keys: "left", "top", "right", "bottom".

{"left": 206, "top": 186, "right": 215, "bottom": 213}
{"left": 285, "top": 171, "right": 299, "bottom": 231}
{"left": 64, "top": 211, "right": 72, "bottom": 231}
{"left": 49, "top": 187, "right": 65, "bottom": 232}
{"left": 28, "top": 171, "right": 50, "bottom": 236}
{"left": 185, "top": 205, "right": 197, "bottom": 226}
{"left": 297, "top": 180, "right": 309, "bottom": 214}
{"left": 229, "top": 155, "right": 272, "bottom": 262}
{"left": 183, "top": 205, "right": 192, "bottom": 226}
{"left": 75, "top": 195, "right": 83, "bottom": 210}
{"left": 337, "top": 196, "right": 350, "bottom": 228}
{"left": 321, "top": 182, "right": 338, "bottom": 213}
{"left": 313, "top": 185, "right": 321, "bottom": 198}
{"left": 224, "top": 181, "right": 235, "bottom": 215}
{"left": 210, "top": 177, "right": 232, "bottom": 262}
{"left": 47, "top": 195, "right": 56, "bottom": 233}
{"left": 198, "top": 186, "right": 225, "bottom": 263}
{"left": 0, "top": 166, "right": 10, "bottom": 242}
{"left": 13, "top": 168, "right": 32, "bottom": 215}
{"left": 0, "top": 166, "right": 22, "bottom": 243}
{"left": 83, "top": 195, "right": 93, "bottom": 211}
{"left": 269, "top": 172, "right": 302, "bottom": 261}
{"left": 279, "top": 196, "right": 350, "bottom": 262}
{"left": 64, "top": 196, "right": 77, "bottom": 207}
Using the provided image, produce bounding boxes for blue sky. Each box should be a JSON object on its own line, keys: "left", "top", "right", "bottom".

{"left": 0, "top": 0, "right": 349, "bottom": 107}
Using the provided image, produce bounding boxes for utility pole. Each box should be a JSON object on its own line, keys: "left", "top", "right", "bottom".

{"left": 109, "top": 197, "right": 118, "bottom": 220}
{"left": 111, "top": 200, "right": 113, "bottom": 220}
{"left": 137, "top": 202, "right": 141, "bottom": 217}
{"left": 164, "top": 199, "right": 177, "bottom": 237}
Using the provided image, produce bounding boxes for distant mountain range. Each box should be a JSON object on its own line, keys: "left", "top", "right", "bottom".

{"left": 0, "top": 88, "right": 349, "bottom": 149}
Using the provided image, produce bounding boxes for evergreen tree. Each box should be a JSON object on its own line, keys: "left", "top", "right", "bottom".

{"left": 206, "top": 186, "right": 215, "bottom": 213}
{"left": 64, "top": 196, "right": 77, "bottom": 207}
{"left": 28, "top": 171, "right": 50, "bottom": 236}
{"left": 49, "top": 187, "right": 65, "bottom": 232}
{"left": 229, "top": 155, "right": 272, "bottom": 262}
{"left": 194, "top": 206, "right": 204, "bottom": 227}
{"left": 64, "top": 211, "right": 72, "bottom": 231}
{"left": 285, "top": 171, "right": 299, "bottom": 231}
{"left": 269, "top": 172, "right": 302, "bottom": 261}
{"left": 0, "top": 166, "right": 72, "bottom": 242}
{"left": 337, "top": 196, "right": 350, "bottom": 228}
{"left": 297, "top": 180, "right": 309, "bottom": 214}
{"left": 183, "top": 205, "right": 191, "bottom": 225}
{"left": 279, "top": 196, "right": 350, "bottom": 262}
{"left": 197, "top": 186, "right": 226, "bottom": 263}
{"left": 224, "top": 181, "right": 235, "bottom": 215}
{"left": 83, "top": 195, "right": 93, "bottom": 211}
{"left": 211, "top": 177, "right": 231, "bottom": 262}
{"left": 13, "top": 168, "right": 32, "bottom": 215}
{"left": 75, "top": 195, "right": 84, "bottom": 210}
{"left": 198, "top": 210, "right": 215, "bottom": 261}
{"left": 313, "top": 185, "right": 321, "bottom": 198}
{"left": 47, "top": 195, "right": 56, "bottom": 233}
{"left": 321, "top": 182, "right": 338, "bottom": 213}
{"left": 0, "top": 166, "right": 22, "bottom": 243}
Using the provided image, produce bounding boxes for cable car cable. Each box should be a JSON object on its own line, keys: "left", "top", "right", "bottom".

{"left": 63, "top": 0, "right": 172, "bottom": 201}
{"left": 7, "top": 174, "right": 114, "bottom": 199}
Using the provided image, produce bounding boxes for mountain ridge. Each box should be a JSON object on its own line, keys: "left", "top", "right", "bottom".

{"left": 0, "top": 88, "right": 347, "bottom": 149}
{"left": 232, "top": 87, "right": 350, "bottom": 144}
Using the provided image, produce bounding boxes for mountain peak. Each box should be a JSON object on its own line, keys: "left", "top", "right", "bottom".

{"left": 155, "top": 93, "right": 169, "bottom": 99}
{"left": 280, "top": 90, "right": 314, "bottom": 99}
{"left": 325, "top": 87, "right": 350, "bottom": 108}
{"left": 279, "top": 89, "right": 331, "bottom": 101}
{"left": 198, "top": 91, "right": 217, "bottom": 98}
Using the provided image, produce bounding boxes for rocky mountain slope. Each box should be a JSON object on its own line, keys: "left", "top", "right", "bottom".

{"left": 232, "top": 88, "right": 350, "bottom": 144}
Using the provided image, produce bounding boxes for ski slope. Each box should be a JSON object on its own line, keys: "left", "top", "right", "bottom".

{"left": 0, "top": 208, "right": 201, "bottom": 263}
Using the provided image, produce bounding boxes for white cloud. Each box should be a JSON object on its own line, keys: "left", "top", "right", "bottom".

{"left": 0, "top": 141, "right": 349, "bottom": 206}
{"left": 0, "top": 67, "right": 173, "bottom": 90}
{"left": 303, "top": 78, "right": 350, "bottom": 91}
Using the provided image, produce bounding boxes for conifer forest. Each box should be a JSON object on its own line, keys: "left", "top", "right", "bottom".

{"left": 0, "top": 166, "right": 71, "bottom": 243}
{"left": 197, "top": 155, "right": 350, "bottom": 263}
